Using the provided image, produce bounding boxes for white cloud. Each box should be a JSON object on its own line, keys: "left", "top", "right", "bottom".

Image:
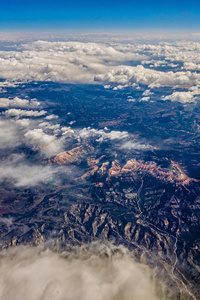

{"left": 61, "top": 126, "right": 74, "bottom": 136}
{"left": 0, "top": 81, "right": 18, "bottom": 88}
{"left": 120, "top": 141, "right": 155, "bottom": 151}
{"left": 0, "top": 119, "right": 21, "bottom": 149}
{"left": 15, "top": 118, "right": 31, "bottom": 127}
{"left": 0, "top": 243, "right": 160, "bottom": 300}
{"left": 0, "top": 41, "right": 148, "bottom": 85}
{"left": 183, "top": 62, "right": 200, "bottom": 71}
{"left": 140, "top": 96, "right": 150, "bottom": 102}
{"left": 0, "top": 153, "right": 71, "bottom": 186}
{"left": 0, "top": 98, "right": 11, "bottom": 107}
{"left": 24, "top": 128, "right": 64, "bottom": 156}
{"left": 0, "top": 39, "right": 200, "bottom": 97}
{"left": 38, "top": 122, "right": 60, "bottom": 130}
{"left": 0, "top": 97, "right": 40, "bottom": 108}
{"left": 142, "top": 90, "right": 154, "bottom": 96}
{"left": 4, "top": 109, "right": 47, "bottom": 118}
{"left": 94, "top": 65, "right": 199, "bottom": 89}
{"left": 0, "top": 81, "right": 19, "bottom": 92}
{"left": 38, "top": 122, "right": 61, "bottom": 135}
{"left": 0, "top": 163, "right": 57, "bottom": 187}
{"left": 77, "top": 128, "right": 155, "bottom": 151}
{"left": 45, "top": 114, "right": 58, "bottom": 120}
{"left": 162, "top": 87, "right": 200, "bottom": 103}
{"left": 69, "top": 120, "right": 76, "bottom": 125}
{"left": 78, "top": 127, "right": 129, "bottom": 142}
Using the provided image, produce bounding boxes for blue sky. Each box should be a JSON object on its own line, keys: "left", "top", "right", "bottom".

{"left": 0, "top": 0, "right": 200, "bottom": 31}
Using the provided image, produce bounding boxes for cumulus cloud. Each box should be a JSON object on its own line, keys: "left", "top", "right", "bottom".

{"left": 183, "top": 62, "right": 200, "bottom": 71}
{"left": 140, "top": 96, "right": 150, "bottom": 102}
{"left": 0, "top": 41, "right": 148, "bottom": 85}
{"left": 0, "top": 115, "right": 48, "bottom": 152}
{"left": 61, "top": 126, "right": 75, "bottom": 136}
{"left": 0, "top": 107, "right": 65, "bottom": 156}
{"left": 0, "top": 97, "right": 40, "bottom": 108}
{"left": 4, "top": 109, "right": 47, "bottom": 118}
{"left": 142, "top": 89, "right": 154, "bottom": 96}
{"left": 15, "top": 118, "right": 31, "bottom": 127}
{"left": 24, "top": 128, "right": 64, "bottom": 156}
{"left": 94, "top": 65, "right": 200, "bottom": 89}
{"left": 45, "top": 114, "right": 59, "bottom": 120}
{"left": 77, "top": 127, "right": 156, "bottom": 151}
{"left": 0, "top": 243, "right": 161, "bottom": 300}
{"left": 38, "top": 122, "right": 59, "bottom": 130}
{"left": 162, "top": 87, "right": 200, "bottom": 103}
{"left": 78, "top": 127, "right": 129, "bottom": 142}
{"left": 0, "top": 39, "right": 200, "bottom": 96}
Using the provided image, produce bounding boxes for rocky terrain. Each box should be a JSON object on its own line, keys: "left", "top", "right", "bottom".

{"left": 0, "top": 82, "right": 200, "bottom": 299}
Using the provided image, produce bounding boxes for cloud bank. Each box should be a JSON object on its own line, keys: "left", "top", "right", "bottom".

{"left": 0, "top": 39, "right": 200, "bottom": 103}
{"left": 0, "top": 243, "right": 161, "bottom": 300}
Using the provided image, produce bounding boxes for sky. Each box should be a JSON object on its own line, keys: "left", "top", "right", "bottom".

{"left": 0, "top": 0, "right": 200, "bottom": 31}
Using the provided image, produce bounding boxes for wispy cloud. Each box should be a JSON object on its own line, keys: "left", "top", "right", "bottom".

{"left": 0, "top": 154, "right": 68, "bottom": 186}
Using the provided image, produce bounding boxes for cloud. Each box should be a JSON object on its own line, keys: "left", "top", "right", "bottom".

{"left": 0, "top": 39, "right": 199, "bottom": 95}
{"left": 0, "top": 164, "right": 56, "bottom": 186}
{"left": 142, "top": 90, "right": 154, "bottom": 96}
{"left": 78, "top": 127, "right": 129, "bottom": 142}
{"left": 39, "top": 123, "right": 59, "bottom": 130}
{"left": 183, "top": 62, "right": 200, "bottom": 71}
{"left": 4, "top": 109, "right": 47, "bottom": 118}
{"left": 94, "top": 65, "right": 199, "bottom": 89}
{"left": 24, "top": 128, "right": 64, "bottom": 156}
{"left": 0, "top": 41, "right": 148, "bottom": 85}
{"left": 0, "top": 154, "right": 65, "bottom": 186}
{"left": 0, "top": 81, "right": 19, "bottom": 92}
{"left": 140, "top": 96, "right": 150, "bottom": 102}
{"left": 0, "top": 119, "right": 21, "bottom": 149}
{"left": 0, "top": 243, "right": 161, "bottom": 300}
{"left": 61, "top": 126, "right": 75, "bottom": 136}
{"left": 162, "top": 87, "right": 200, "bottom": 103}
{"left": 0, "top": 97, "right": 40, "bottom": 108}
{"left": 77, "top": 128, "right": 155, "bottom": 151}
{"left": 0, "top": 81, "right": 18, "bottom": 88}
{"left": 15, "top": 118, "right": 31, "bottom": 127}
{"left": 45, "top": 114, "right": 58, "bottom": 120}
{"left": 120, "top": 141, "right": 155, "bottom": 151}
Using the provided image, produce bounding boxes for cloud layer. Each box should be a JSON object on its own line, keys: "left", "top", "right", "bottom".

{"left": 0, "top": 243, "right": 161, "bottom": 300}
{"left": 1, "top": 39, "right": 200, "bottom": 102}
